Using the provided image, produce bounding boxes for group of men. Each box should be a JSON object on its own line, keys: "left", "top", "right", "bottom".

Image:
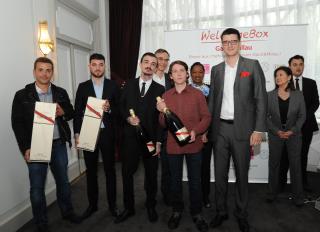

{"left": 11, "top": 28, "right": 318, "bottom": 232}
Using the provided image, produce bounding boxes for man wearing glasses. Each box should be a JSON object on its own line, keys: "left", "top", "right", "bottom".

{"left": 208, "top": 28, "right": 267, "bottom": 232}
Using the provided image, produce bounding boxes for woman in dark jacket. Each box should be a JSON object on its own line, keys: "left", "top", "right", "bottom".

{"left": 266, "top": 66, "right": 306, "bottom": 206}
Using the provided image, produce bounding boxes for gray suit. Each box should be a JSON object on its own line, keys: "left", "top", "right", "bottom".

{"left": 267, "top": 89, "right": 305, "bottom": 201}
{"left": 208, "top": 56, "right": 267, "bottom": 219}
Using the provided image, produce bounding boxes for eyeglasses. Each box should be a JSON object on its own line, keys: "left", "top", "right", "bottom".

{"left": 222, "top": 40, "right": 239, "bottom": 46}
{"left": 158, "top": 58, "right": 170, "bottom": 62}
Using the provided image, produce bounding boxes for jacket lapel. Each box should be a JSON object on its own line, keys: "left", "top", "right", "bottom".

{"left": 88, "top": 80, "right": 97, "bottom": 98}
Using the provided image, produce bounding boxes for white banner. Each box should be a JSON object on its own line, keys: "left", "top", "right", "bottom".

{"left": 165, "top": 25, "right": 308, "bottom": 183}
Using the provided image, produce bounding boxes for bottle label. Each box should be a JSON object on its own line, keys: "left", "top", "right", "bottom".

{"left": 175, "top": 127, "right": 189, "bottom": 141}
{"left": 146, "top": 141, "right": 155, "bottom": 153}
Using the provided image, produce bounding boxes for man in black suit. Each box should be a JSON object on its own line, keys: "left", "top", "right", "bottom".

{"left": 114, "top": 52, "right": 165, "bottom": 224}
{"left": 153, "top": 48, "right": 173, "bottom": 206}
{"left": 74, "top": 53, "right": 120, "bottom": 220}
{"left": 279, "top": 55, "right": 319, "bottom": 192}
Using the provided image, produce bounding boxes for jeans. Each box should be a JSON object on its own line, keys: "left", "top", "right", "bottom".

{"left": 168, "top": 152, "right": 202, "bottom": 215}
{"left": 27, "top": 139, "right": 73, "bottom": 225}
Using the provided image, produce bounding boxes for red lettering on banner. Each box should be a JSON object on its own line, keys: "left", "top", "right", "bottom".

{"left": 201, "top": 30, "right": 221, "bottom": 41}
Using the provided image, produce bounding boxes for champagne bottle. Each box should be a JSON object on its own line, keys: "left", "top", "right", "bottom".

{"left": 129, "top": 109, "right": 156, "bottom": 156}
{"left": 156, "top": 97, "right": 191, "bottom": 145}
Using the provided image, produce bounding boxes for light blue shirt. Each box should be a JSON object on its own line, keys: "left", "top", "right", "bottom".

{"left": 92, "top": 78, "right": 105, "bottom": 128}
{"left": 35, "top": 83, "right": 60, "bottom": 139}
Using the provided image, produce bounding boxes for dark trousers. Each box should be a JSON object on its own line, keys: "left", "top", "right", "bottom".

{"left": 201, "top": 141, "right": 213, "bottom": 201}
{"left": 279, "top": 131, "right": 313, "bottom": 189}
{"left": 268, "top": 135, "right": 303, "bottom": 200}
{"left": 27, "top": 140, "right": 73, "bottom": 225}
{"left": 83, "top": 128, "right": 116, "bottom": 210}
{"left": 214, "top": 122, "right": 250, "bottom": 219}
{"left": 121, "top": 136, "right": 158, "bottom": 210}
{"left": 168, "top": 152, "right": 202, "bottom": 215}
{"left": 160, "top": 141, "right": 171, "bottom": 201}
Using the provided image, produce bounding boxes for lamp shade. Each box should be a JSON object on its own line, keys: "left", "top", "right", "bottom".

{"left": 38, "top": 21, "right": 54, "bottom": 55}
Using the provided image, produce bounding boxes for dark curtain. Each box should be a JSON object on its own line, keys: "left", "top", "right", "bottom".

{"left": 109, "top": 0, "right": 143, "bottom": 86}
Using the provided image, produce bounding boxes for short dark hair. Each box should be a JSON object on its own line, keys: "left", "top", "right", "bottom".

{"left": 288, "top": 55, "right": 304, "bottom": 66}
{"left": 221, "top": 28, "right": 241, "bottom": 41}
{"left": 140, "top": 52, "right": 157, "bottom": 63}
{"left": 33, "top": 57, "right": 54, "bottom": 70}
{"left": 190, "top": 62, "right": 205, "bottom": 72}
{"left": 90, "top": 53, "right": 105, "bottom": 63}
{"left": 274, "top": 66, "right": 295, "bottom": 91}
{"left": 154, "top": 48, "right": 170, "bottom": 57}
{"left": 168, "top": 60, "right": 189, "bottom": 76}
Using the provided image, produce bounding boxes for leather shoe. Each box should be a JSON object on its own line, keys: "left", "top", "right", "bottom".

{"left": 210, "top": 214, "right": 228, "bottom": 228}
{"left": 81, "top": 205, "right": 97, "bottom": 220}
{"left": 114, "top": 209, "right": 135, "bottom": 224}
{"left": 63, "top": 211, "right": 82, "bottom": 224}
{"left": 238, "top": 218, "right": 250, "bottom": 232}
{"left": 193, "top": 215, "right": 209, "bottom": 232}
{"left": 168, "top": 212, "right": 182, "bottom": 230}
{"left": 147, "top": 208, "right": 158, "bottom": 223}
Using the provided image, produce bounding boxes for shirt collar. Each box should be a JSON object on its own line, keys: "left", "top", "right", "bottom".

{"left": 91, "top": 77, "right": 105, "bottom": 86}
{"left": 225, "top": 57, "right": 239, "bottom": 69}
{"left": 294, "top": 75, "right": 302, "bottom": 80}
{"left": 172, "top": 84, "right": 190, "bottom": 94}
{"left": 35, "top": 82, "right": 52, "bottom": 95}
{"left": 139, "top": 77, "right": 152, "bottom": 85}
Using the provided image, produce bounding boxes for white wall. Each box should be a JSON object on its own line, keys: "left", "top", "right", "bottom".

{"left": 0, "top": 0, "right": 107, "bottom": 231}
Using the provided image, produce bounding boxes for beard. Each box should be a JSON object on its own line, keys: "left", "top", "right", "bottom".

{"left": 90, "top": 70, "right": 104, "bottom": 78}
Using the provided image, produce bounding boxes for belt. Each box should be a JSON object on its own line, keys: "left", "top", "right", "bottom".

{"left": 220, "top": 118, "right": 234, "bottom": 124}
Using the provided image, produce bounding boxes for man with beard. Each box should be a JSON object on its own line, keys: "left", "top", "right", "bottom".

{"left": 114, "top": 52, "right": 164, "bottom": 224}
{"left": 74, "top": 53, "right": 120, "bottom": 220}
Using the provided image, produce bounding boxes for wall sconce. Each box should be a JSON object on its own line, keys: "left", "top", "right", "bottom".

{"left": 38, "top": 20, "right": 54, "bottom": 56}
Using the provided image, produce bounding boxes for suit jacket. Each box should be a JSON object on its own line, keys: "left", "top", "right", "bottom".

{"left": 208, "top": 56, "right": 267, "bottom": 141}
{"left": 11, "top": 82, "right": 74, "bottom": 155}
{"left": 120, "top": 78, "right": 165, "bottom": 142}
{"left": 267, "top": 89, "right": 306, "bottom": 137}
{"left": 164, "top": 73, "right": 173, "bottom": 90}
{"left": 301, "top": 77, "right": 319, "bottom": 133}
{"left": 73, "top": 78, "right": 120, "bottom": 136}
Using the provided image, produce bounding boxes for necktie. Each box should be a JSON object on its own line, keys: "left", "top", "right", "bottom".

{"left": 295, "top": 78, "right": 300, "bottom": 91}
{"left": 140, "top": 82, "right": 146, "bottom": 97}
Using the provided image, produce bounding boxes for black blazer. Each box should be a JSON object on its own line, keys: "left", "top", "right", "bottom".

{"left": 302, "top": 77, "right": 319, "bottom": 133}
{"left": 73, "top": 78, "right": 120, "bottom": 135}
{"left": 11, "top": 83, "right": 74, "bottom": 155}
{"left": 120, "top": 78, "right": 165, "bottom": 142}
{"left": 164, "top": 73, "right": 173, "bottom": 90}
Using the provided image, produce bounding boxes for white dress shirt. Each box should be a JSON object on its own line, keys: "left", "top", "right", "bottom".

{"left": 153, "top": 73, "right": 166, "bottom": 87}
{"left": 139, "top": 77, "right": 152, "bottom": 95}
{"left": 220, "top": 59, "right": 239, "bottom": 120}
{"left": 293, "top": 75, "right": 303, "bottom": 91}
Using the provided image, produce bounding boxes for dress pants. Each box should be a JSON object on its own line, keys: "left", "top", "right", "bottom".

{"left": 83, "top": 128, "right": 116, "bottom": 210}
{"left": 268, "top": 134, "right": 303, "bottom": 200}
{"left": 201, "top": 141, "right": 213, "bottom": 202}
{"left": 121, "top": 136, "right": 158, "bottom": 210}
{"left": 214, "top": 121, "right": 250, "bottom": 219}
{"left": 279, "top": 131, "right": 313, "bottom": 189}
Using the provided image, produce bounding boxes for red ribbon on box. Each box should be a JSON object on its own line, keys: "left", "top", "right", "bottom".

{"left": 86, "top": 104, "right": 102, "bottom": 118}
{"left": 34, "top": 110, "right": 55, "bottom": 124}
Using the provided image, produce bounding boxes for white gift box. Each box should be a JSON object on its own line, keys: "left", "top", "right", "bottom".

{"left": 77, "top": 97, "right": 105, "bottom": 152}
{"left": 30, "top": 102, "right": 57, "bottom": 162}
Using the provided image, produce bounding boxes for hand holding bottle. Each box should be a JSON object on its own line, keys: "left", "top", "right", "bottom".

{"left": 127, "top": 115, "right": 140, "bottom": 126}
{"left": 156, "top": 97, "right": 167, "bottom": 112}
